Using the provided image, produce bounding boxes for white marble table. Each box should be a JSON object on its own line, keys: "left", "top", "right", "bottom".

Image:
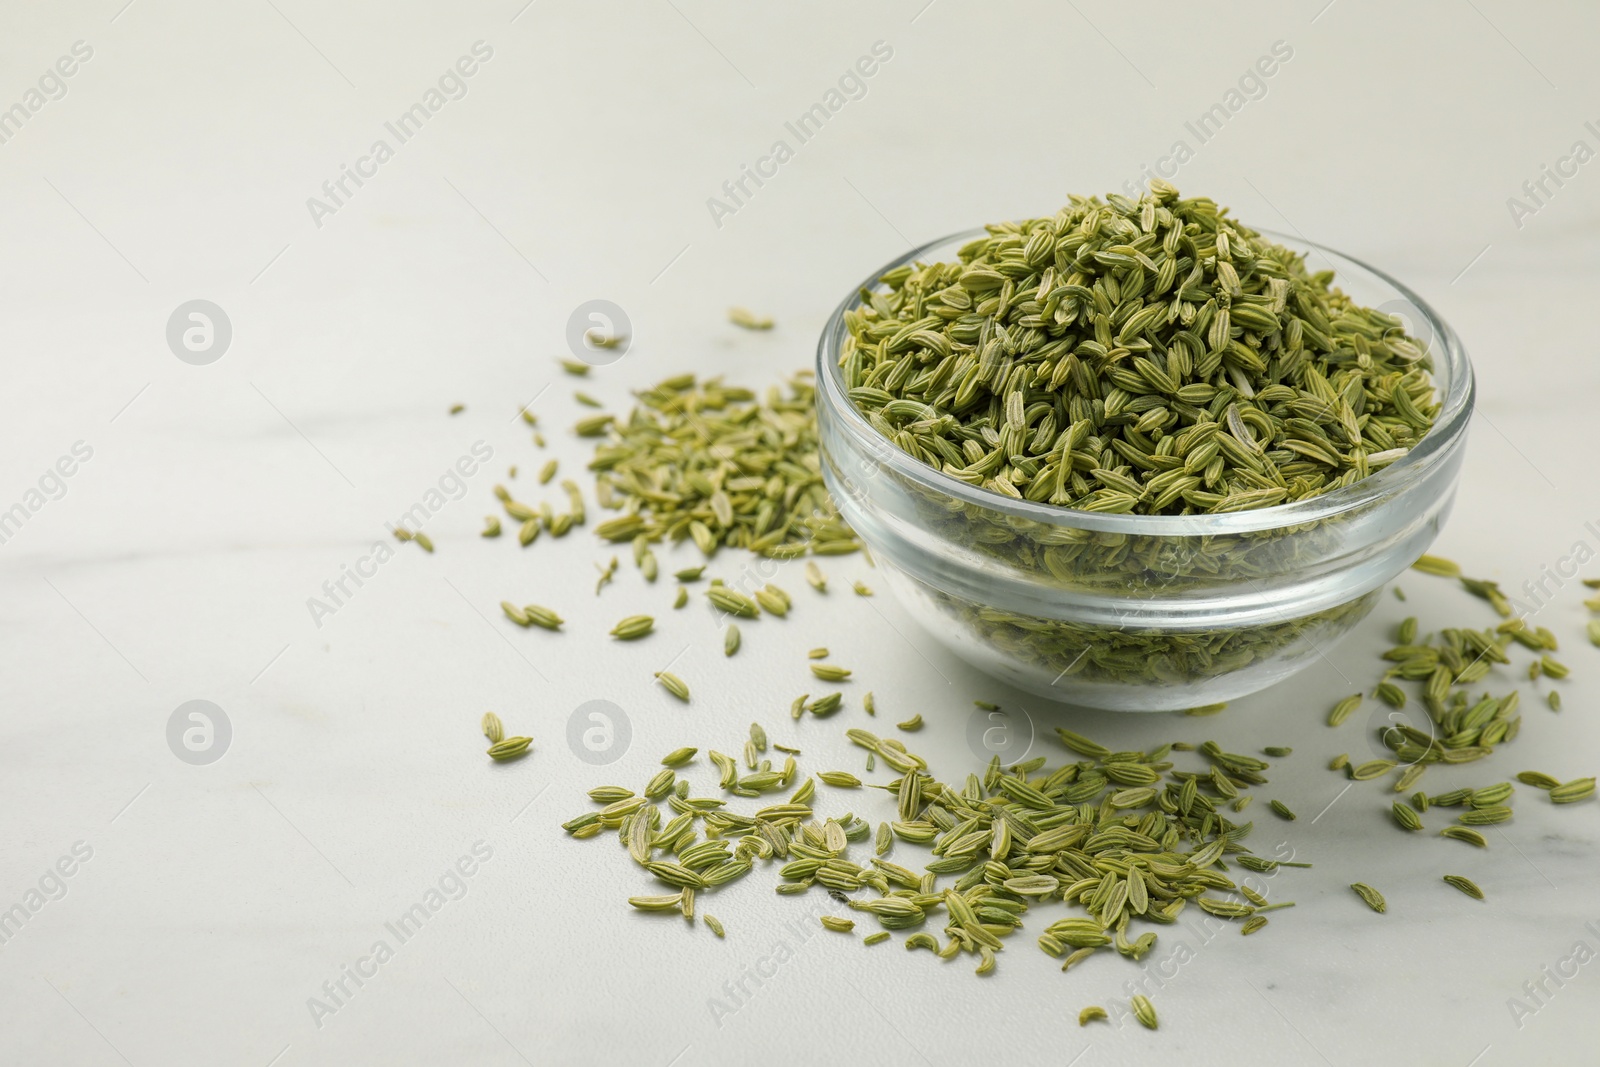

{"left": 3, "top": 2, "right": 1597, "bottom": 1064}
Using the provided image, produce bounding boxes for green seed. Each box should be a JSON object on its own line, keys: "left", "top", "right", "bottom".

{"left": 655, "top": 672, "right": 690, "bottom": 702}
{"left": 675, "top": 566, "right": 705, "bottom": 582}
{"left": 1548, "top": 690, "right": 1562, "bottom": 711}
{"left": 1328, "top": 694, "right": 1363, "bottom": 727}
{"left": 1078, "top": 1006, "right": 1108, "bottom": 1026}
{"left": 610, "top": 615, "right": 655, "bottom": 640}
{"left": 728, "top": 306, "right": 774, "bottom": 330}
{"left": 501, "top": 601, "right": 530, "bottom": 627}
{"left": 1442, "top": 874, "right": 1484, "bottom": 900}
{"left": 820, "top": 916, "right": 854, "bottom": 933}
{"left": 806, "top": 562, "right": 827, "bottom": 592}
{"left": 661, "top": 747, "right": 697, "bottom": 766}
{"left": 487, "top": 736, "right": 532, "bottom": 761}
{"left": 725, "top": 625, "right": 741, "bottom": 656}
{"left": 1350, "top": 882, "right": 1387, "bottom": 913}
{"left": 852, "top": 581, "right": 872, "bottom": 597}
{"left": 481, "top": 712, "right": 503, "bottom": 744}
{"left": 707, "top": 588, "right": 760, "bottom": 618}
{"left": 673, "top": 587, "right": 689, "bottom": 609}
{"left": 808, "top": 693, "right": 843, "bottom": 717}
{"left": 863, "top": 692, "right": 876, "bottom": 716}
{"left": 1550, "top": 778, "right": 1596, "bottom": 804}
{"left": 481, "top": 516, "right": 502, "bottom": 537}
{"left": 1269, "top": 800, "right": 1296, "bottom": 821}
{"left": 863, "top": 931, "right": 890, "bottom": 946}
{"left": 818, "top": 771, "right": 861, "bottom": 788}
{"left": 629, "top": 893, "right": 683, "bottom": 912}
{"left": 1262, "top": 746, "right": 1292, "bottom": 758}
{"left": 1240, "top": 916, "right": 1268, "bottom": 935}
{"left": 1440, "top": 827, "right": 1487, "bottom": 847}
{"left": 896, "top": 714, "right": 923, "bottom": 732}
{"left": 1391, "top": 802, "right": 1422, "bottom": 831}
{"left": 412, "top": 532, "right": 434, "bottom": 553}
{"left": 810, "top": 664, "right": 852, "bottom": 682}
{"left": 1411, "top": 554, "right": 1461, "bottom": 578}
{"left": 524, "top": 604, "right": 563, "bottom": 630}
{"left": 808, "top": 648, "right": 829, "bottom": 660}
{"left": 539, "top": 458, "right": 558, "bottom": 484}
{"left": 1130, "top": 994, "right": 1158, "bottom": 1031}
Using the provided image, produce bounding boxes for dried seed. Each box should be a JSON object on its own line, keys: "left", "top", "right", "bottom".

{"left": 896, "top": 714, "right": 923, "bottom": 732}
{"left": 525, "top": 604, "right": 564, "bottom": 630}
{"left": 852, "top": 581, "right": 873, "bottom": 597}
{"left": 863, "top": 931, "right": 890, "bottom": 946}
{"left": 661, "top": 747, "right": 697, "bottom": 766}
{"left": 655, "top": 672, "right": 689, "bottom": 702}
{"left": 1550, "top": 778, "right": 1596, "bottom": 804}
{"left": 1439, "top": 827, "right": 1487, "bottom": 847}
{"left": 1391, "top": 802, "right": 1422, "bottom": 831}
{"left": 810, "top": 664, "right": 852, "bottom": 682}
{"left": 481, "top": 516, "right": 502, "bottom": 537}
{"left": 1130, "top": 995, "right": 1158, "bottom": 1030}
{"left": 1442, "top": 874, "right": 1484, "bottom": 900}
{"left": 806, "top": 562, "right": 827, "bottom": 591}
{"left": 818, "top": 771, "right": 861, "bottom": 788}
{"left": 1328, "top": 694, "right": 1364, "bottom": 727}
{"left": 1269, "top": 800, "right": 1296, "bottom": 821}
{"left": 1240, "top": 916, "right": 1268, "bottom": 935}
{"left": 820, "top": 916, "right": 855, "bottom": 933}
{"left": 808, "top": 648, "right": 829, "bottom": 660}
{"left": 487, "top": 736, "right": 532, "bottom": 761}
{"left": 1078, "top": 1006, "right": 1108, "bottom": 1026}
{"left": 1411, "top": 554, "right": 1461, "bottom": 578}
{"left": 1350, "top": 882, "right": 1387, "bottom": 913}
{"left": 725, "top": 625, "right": 741, "bottom": 656}
{"left": 481, "top": 712, "right": 503, "bottom": 744}
{"left": 610, "top": 615, "right": 655, "bottom": 640}
{"left": 728, "top": 306, "right": 774, "bottom": 330}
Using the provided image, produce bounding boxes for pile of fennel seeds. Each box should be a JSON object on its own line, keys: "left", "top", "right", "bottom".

{"left": 565, "top": 718, "right": 1305, "bottom": 993}
{"left": 839, "top": 181, "right": 1440, "bottom": 516}
{"left": 585, "top": 373, "right": 859, "bottom": 560}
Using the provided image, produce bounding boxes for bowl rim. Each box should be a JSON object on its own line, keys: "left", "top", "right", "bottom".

{"left": 816, "top": 224, "right": 1475, "bottom": 537}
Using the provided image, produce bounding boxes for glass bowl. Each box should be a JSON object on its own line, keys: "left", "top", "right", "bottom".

{"left": 815, "top": 227, "right": 1474, "bottom": 711}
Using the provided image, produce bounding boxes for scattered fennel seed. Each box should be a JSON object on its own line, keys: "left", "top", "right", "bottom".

{"left": 481, "top": 516, "right": 502, "bottom": 537}
{"left": 488, "top": 736, "right": 532, "bottom": 761}
{"left": 1411, "top": 554, "right": 1462, "bottom": 578}
{"left": 524, "top": 605, "right": 564, "bottom": 630}
{"left": 703, "top": 914, "right": 725, "bottom": 937}
{"left": 655, "top": 672, "right": 690, "bottom": 702}
{"left": 1328, "top": 694, "right": 1363, "bottom": 727}
{"left": 806, "top": 562, "right": 827, "bottom": 591}
{"left": 896, "top": 714, "right": 923, "bottom": 731}
{"left": 820, "top": 916, "right": 855, "bottom": 933}
{"left": 1440, "top": 827, "right": 1487, "bottom": 847}
{"left": 1269, "top": 800, "right": 1296, "bottom": 821}
{"left": 725, "top": 625, "right": 741, "bottom": 656}
{"left": 481, "top": 712, "right": 504, "bottom": 744}
{"left": 1550, "top": 778, "right": 1596, "bottom": 804}
{"left": 810, "top": 664, "right": 852, "bottom": 682}
{"left": 449, "top": 403, "right": 464, "bottom": 414}
{"left": 673, "top": 587, "right": 689, "bottom": 609}
{"left": 808, "top": 648, "right": 829, "bottom": 659}
{"left": 1078, "top": 1006, "right": 1108, "bottom": 1026}
{"left": 1442, "top": 874, "right": 1484, "bottom": 900}
{"left": 1130, "top": 995, "right": 1158, "bottom": 1031}
{"left": 412, "top": 532, "right": 434, "bottom": 553}
{"left": 728, "top": 307, "right": 774, "bottom": 330}
{"left": 560, "top": 359, "right": 591, "bottom": 376}
{"left": 661, "top": 747, "right": 697, "bottom": 766}
{"left": 539, "top": 459, "right": 558, "bottom": 484}
{"left": 852, "top": 581, "right": 873, "bottom": 596}
{"left": 1262, "top": 746, "right": 1292, "bottom": 758}
{"left": 611, "top": 615, "right": 655, "bottom": 640}
{"left": 863, "top": 931, "right": 890, "bottom": 946}
{"left": 1350, "top": 883, "right": 1387, "bottom": 913}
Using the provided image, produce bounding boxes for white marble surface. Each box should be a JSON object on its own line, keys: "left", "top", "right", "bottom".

{"left": 3, "top": 2, "right": 1599, "bottom": 1064}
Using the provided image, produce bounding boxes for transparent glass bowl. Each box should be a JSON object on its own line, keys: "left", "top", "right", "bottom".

{"left": 816, "top": 228, "right": 1474, "bottom": 711}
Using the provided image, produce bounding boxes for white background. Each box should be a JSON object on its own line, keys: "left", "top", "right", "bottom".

{"left": 2, "top": 1, "right": 1598, "bottom": 1064}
